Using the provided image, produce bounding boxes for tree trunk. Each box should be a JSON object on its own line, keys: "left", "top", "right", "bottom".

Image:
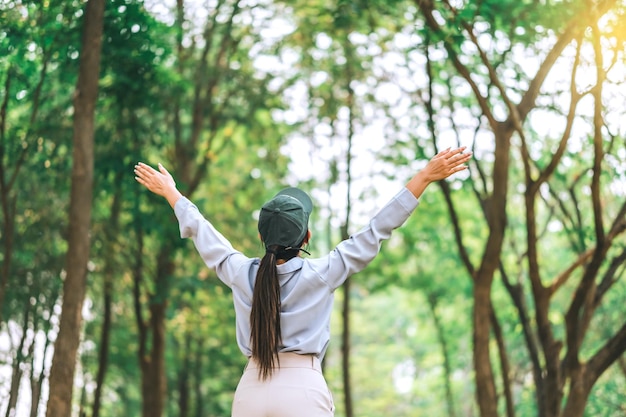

{"left": 134, "top": 244, "right": 173, "bottom": 417}
{"left": 341, "top": 278, "right": 353, "bottom": 417}
{"left": 30, "top": 331, "right": 51, "bottom": 417}
{"left": 472, "top": 120, "right": 511, "bottom": 417}
{"left": 140, "top": 301, "right": 168, "bottom": 417}
{"left": 339, "top": 38, "right": 356, "bottom": 416}
{"left": 427, "top": 294, "right": 457, "bottom": 417}
{"left": 490, "top": 307, "right": 514, "bottom": 417}
{"left": 91, "top": 280, "right": 112, "bottom": 417}
{"left": 177, "top": 333, "right": 192, "bottom": 417}
{"left": 413, "top": 2, "right": 624, "bottom": 417}
{"left": 339, "top": 143, "right": 354, "bottom": 417}
{"left": 30, "top": 292, "right": 56, "bottom": 417}
{"left": 473, "top": 282, "right": 498, "bottom": 417}
{"left": 45, "top": 0, "right": 104, "bottom": 415}
{"left": 558, "top": 367, "right": 590, "bottom": 417}
{"left": 5, "top": 308, "right": 30, "bottom": 417}
{"left": 92, "top": 171, "right": 123, "bottom": 417}
{"left": 193, "top": 337, "right": 205, "bottom": 417}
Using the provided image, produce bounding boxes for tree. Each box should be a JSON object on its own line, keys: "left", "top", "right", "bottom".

{"left": 393, "top": 0, "right": 626, "bottom": 415}
{"left": 0, "top": 0, "right": 78, "bottom": 323}
{"left": 2, "top": 1, "right": 624, "bottom": 416}
{"left": 275, "top": 0, "right": 410, "bottom": 412}
{"left": 45, "top": 0, "right": 105, "bottom": 416}
{"left": 127, "top": 1, "right": 297, "bottom": 415}
{"left": 0, "top": 1, "right": 77, "bottom": 408}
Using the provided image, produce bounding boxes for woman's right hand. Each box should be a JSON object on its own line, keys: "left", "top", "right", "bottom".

{"left": 134, "top": 162, "right": 183, "bottom": 208}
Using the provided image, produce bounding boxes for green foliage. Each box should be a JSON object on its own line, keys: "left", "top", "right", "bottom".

{"left": 326, "top": 286, "right": 475, "bottom": 417}
{"left": 0, "top": 0, "right": 82, "bottom": 324}
{"left": 2, "top": 0, "right": 626, "bottom": 416}
{"left": 584, "top": 369, "right": 626, "bottom": 417}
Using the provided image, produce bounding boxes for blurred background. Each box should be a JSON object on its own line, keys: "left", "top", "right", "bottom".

{"left": 0, "top": 0, "right": 625, "bottom": 416}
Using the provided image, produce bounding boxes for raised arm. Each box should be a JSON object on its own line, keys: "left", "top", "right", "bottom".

{"left": 316, "top": 146, "right": 472, "bottom": 289}
{"left": 134, "top": 162, "right": 249, "bottom": 287}
{"left": 134, "top": 162, "right": 183, "bottom": 208}
{"left": 406, "top": 147, "right": 472, "bottom": 199}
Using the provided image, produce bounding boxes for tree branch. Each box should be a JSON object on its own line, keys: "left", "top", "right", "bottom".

{"left": 594, "top": 248, "right": 626, "bottom": 306}
{"left": 549, "top": 249, "right": 594, "bottom": 295}
{"left": 586, "top": 322, "right": 626, "bottom": 387}
{"left": 499, "top": 262, "right": 544, "bottom": 412}
{"left": 415, "top": 0, "right": 498, "bottom": 129}
{"left": 530, "top": 38, "right": 584, "bottom": 196}
{"left": 441, "top": 0, "right": 521, "bottom": 128}
{"left": 423, "top": 36, "right": 476, "bottom": 277}
{"left": 490, "top": 305, "right": 515, "bottom": 417}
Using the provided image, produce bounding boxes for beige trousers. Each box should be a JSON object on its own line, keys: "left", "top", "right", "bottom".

{"left": 232, "top": 353, "right": 335, "bottom": 417}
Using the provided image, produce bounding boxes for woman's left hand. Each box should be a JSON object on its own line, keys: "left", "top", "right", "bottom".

{"left": 421, "top": 147, "right": 472, "bottom": 182}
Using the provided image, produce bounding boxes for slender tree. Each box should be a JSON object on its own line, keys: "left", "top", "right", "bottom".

{"left": 129, "top": 1, "right": 295, "bottom": 414}
{"left": 45, "top": 0, "right": 105, "bottom": 415}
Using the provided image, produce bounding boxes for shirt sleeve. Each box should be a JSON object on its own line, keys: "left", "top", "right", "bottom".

{"left": 311, "top": 187, "right": 420, "bottom": 290}
{"left": 174, "top": 197, "right": 250, "bottom": 287}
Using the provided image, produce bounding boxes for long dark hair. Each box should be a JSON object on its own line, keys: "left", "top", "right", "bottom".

{"left": 250, "top": 245, "right": 303, "bottom": 380}
{"left": 250, "top": 245, "right": 283, "bottom": 380}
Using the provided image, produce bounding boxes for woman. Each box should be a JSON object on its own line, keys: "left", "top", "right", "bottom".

{"left": 134, "top": 146, "right": 471, "bottom": 417}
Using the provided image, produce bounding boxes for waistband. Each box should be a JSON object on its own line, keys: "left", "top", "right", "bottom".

{"left": 246, "top": 352, "right": 322, "bottom": 373}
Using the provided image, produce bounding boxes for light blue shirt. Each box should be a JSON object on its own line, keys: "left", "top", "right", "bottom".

{"left": 174, "top": 187, "right": 420, "bottom": 361}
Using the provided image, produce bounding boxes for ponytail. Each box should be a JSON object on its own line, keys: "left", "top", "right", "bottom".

{"left": 250, "top": 246, "right": 282, "bottom": 380}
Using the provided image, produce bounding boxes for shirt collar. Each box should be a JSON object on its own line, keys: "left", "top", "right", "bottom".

{"left": 276, "top": 257, "right": 304, "bottom": 274}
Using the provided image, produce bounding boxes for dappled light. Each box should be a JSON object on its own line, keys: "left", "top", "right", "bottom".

{"left": 1, "top": 0, "right": 625, "bottom": 417}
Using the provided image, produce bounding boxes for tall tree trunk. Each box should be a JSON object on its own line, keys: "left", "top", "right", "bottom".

{"left": 92, "top": 171, "right": 123, "bottom": 417}
{"left": 473, "top": 164, "right": 510, "bottom": 416}
{"left": 339, "top": 31, "right": 356, "bottom": 416}
{"left": 177, "top": 333, "right": 192, "bottom": 417}
{"left": 490, "top": 307, "right": 515, "bottom": 417}
{"left": 427, "top": 294, "right": 457, "bottom": 417}
{"left": 135, "top": 243, "right": 172, "bottom": 417}
{"left": 340, "top": 278, "right": 353, "bottom": 417}
{"left": 339, "top": 127, "right": 354, "bottom": 417}
{"left": 472, "top": 282, "right": 498, "bottom": 417}
{"left": 140, "top": 301, "right": 168, "bottom": 417}
{"left": 472, "top": 122, "right": 511, "bottom": 417}
{"left": 91, "top": 278, "right": 112, "bottom": 417}
{"left": 45, "top": 0, "right": 104, "bottom": 415}
{"left": 193, "top": 337, "right": 205, "bottom": 417}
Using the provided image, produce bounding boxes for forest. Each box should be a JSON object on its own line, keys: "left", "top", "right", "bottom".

{"left": 0, "top": 0, "right": 625, "bottom": 416}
